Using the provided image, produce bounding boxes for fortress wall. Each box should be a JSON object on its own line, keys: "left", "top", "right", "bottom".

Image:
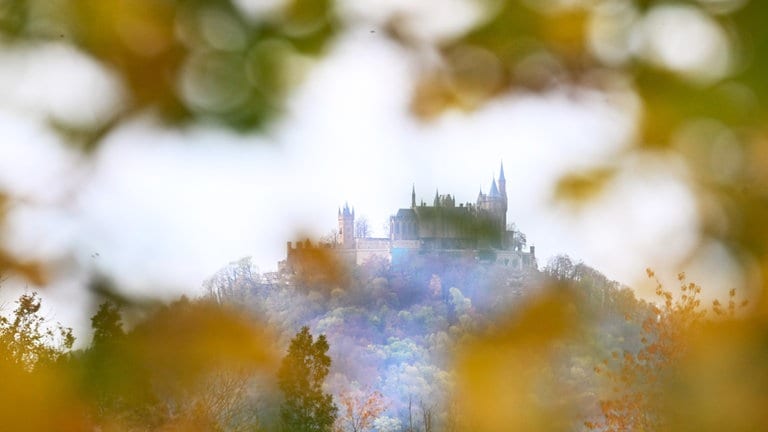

{"left": 355, "top": 238, "right": 391, "bottom": 249}
{"left": 391, "top": 240, "right": 420, "bottom": 249}
{"left": 355, "top": 248, "right": 391, "bottom": 265}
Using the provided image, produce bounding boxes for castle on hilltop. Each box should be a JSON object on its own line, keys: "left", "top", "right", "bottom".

{"left": 283, "top": 163, "right": 536, "bottom": 273}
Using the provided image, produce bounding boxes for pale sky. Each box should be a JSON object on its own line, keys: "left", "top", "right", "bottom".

{"left": 0, "top": 1, "right": 742, "bottom": 341}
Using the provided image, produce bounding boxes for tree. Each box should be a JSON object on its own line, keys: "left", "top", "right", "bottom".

{"left": 90, "top": 300, "right": 125, "bottom": 348}
{"left": 335, "top": 385, "right": 387, "bottom": 432}
{"left": 544, "top": 255, "right": 577, "bottom": 281}
{"left": 80, "top": 297, "right": 275, "bottom": 431}
{"left": 0, "top": 292, "right": 87, "bottom": 432}
{"left": 586, "top": 270, "right": 716, "bottom": 431}
{"left": 82, "top": 300, "right": 133, "bottom": 420}
{"left": 0, "top": 292, "right": 74, "bottom": 370}
{"left": 159, "top": 368, "right": 263, "bottom": 432}
{"left": 320, "top": 229, "right": 339, "bottom": 246}
{"left": 355, "top": 218, "right": 371, "bottom": 239}
{"left": 278, "top": 326, "right": 338, "bottom": 432}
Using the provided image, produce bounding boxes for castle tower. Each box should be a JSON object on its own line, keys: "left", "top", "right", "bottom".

{"left": 475, "top": 171, "right": 506, "bottom": 248}
{"left": 337, "top": 203, "right": 355, "bottom": 248}
{"left": 499, "top": 161, "right": 507, "bottom": 229}
{"left": 488, "top": 177, "right": 504, "bottom": 231}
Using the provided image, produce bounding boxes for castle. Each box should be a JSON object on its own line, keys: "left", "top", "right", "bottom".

{"left": 283, "top": 163, "right": 536, "bottom": 273}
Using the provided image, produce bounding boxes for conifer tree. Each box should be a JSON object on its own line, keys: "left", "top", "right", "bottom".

{"left": 278, "top": 326, "right": 338, "bottom": 432}
{"left": 90, "top": 301, "right": 125, "bottom": 348}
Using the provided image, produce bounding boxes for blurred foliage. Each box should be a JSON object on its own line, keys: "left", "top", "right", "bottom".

{"left": 0, "top": 0, "right": 336, "bottom": 150}
{"left": 0, "top": 292, "right": 278, "bottom": 431}
{"left": 286, "top": 239, "right": 351, "bottom": 290}
{"left": 0, "top": 292, "right": 85, "bottom": 430}
{"left": 552, "top": 167, "right": 616, "bottom": 207}
{"left": 107, "top": 304, "right": 269, "bottom": 428}
{"left": 452, "top": 288, "right": 585, "bottom": 431}
{"left": 3, "top": 0, "right": 768, "bottom": 431}
{"left": 0, "top": 192, "right": 47, "bottom": 284}
{"left": 586, "top": 270, "right": 708, "bottom": 431}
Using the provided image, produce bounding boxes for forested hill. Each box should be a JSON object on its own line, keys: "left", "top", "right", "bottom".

{"left": 202, "top": 254, "right": 649, "bottom": 431}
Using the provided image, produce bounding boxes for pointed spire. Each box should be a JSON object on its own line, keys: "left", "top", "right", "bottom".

{"left": 490, "top": 177, "right": 499, "bottom": 197}
{"left": 342, "top": 202, "right": 354, "bottom": 217}
{"left": 411, "top": 184, "right": 416, "bottom": 208}
{"left": 434, "top": 189, "right": 440, "bottom": 207}
{"left": 498, "top": 160, "right": 508, "bottom": 212}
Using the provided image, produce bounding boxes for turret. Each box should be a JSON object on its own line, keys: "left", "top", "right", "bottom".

{"left": 499, "top": 161, "right": 507, "bottom": 207}
{"left": 337, "top": 202, "right": 355, "bottom": 248}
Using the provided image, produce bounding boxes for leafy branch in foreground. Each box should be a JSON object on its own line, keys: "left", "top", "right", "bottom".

{"left": 587, "top": 270, "right": 747, "bottom": 431}
{"left": 0, "top": 292, "right": 74, "bottom": 370}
